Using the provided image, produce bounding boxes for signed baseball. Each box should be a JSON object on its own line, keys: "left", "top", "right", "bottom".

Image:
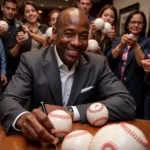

{"left": 94, "top": 18, "right": 105, "bottom": 30}
{"left": 46, "top": 27, "right": 53, "bottom": 38}
{"left": 0, "top": 20, "right": 9, "bottom": 31}
{"left": 89, "top": 122, "right": 148, "bottom": 150}
{"left": 86, "top": 102, "right": 108, "bottom": 126}
{"left": 88, "top": 39, "right": 99, "bottom": 51}
{"left": 101, "top": 22, "right": 112, "bottom": 34}
{"left": 48, "top": 110, "right": 72, "bottom": 138}
{"left": 61, "top": 130, "right": 93, "bottom": 150}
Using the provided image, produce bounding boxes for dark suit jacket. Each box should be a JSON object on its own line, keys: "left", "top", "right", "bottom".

{"left": 0, "top": 46, "right": 135, "bottom": 134}
{"left": 107, "top": 36, "right": 150, "bottom": 118}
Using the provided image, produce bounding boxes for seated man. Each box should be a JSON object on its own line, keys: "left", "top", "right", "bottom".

{"left": 0, "top": 7, "right": 135, "bottom": 145}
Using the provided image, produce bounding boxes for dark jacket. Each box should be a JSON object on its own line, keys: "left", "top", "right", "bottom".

{"left": 107, "top": 36, "right": 150, "bottom": 118}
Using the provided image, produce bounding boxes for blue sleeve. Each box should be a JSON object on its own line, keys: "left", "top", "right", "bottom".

{"left": 0, "top": 39, "right": 6, "bottom": 75}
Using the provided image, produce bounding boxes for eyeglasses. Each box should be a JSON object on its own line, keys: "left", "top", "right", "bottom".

{"left": 129, "top": 21, "right": 144, "bottom": 26}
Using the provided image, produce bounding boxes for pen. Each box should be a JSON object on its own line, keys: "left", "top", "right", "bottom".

{"left": 40, "top": 101, "right": 58, "bottom": 149}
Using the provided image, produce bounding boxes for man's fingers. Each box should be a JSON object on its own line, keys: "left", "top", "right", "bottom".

{"left": 23, "top": 111, "right": 57, "bottom": 143}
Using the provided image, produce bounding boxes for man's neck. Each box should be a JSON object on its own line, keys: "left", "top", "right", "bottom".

{"left": 3, "top": 16, "right": 13, "bottom": 24}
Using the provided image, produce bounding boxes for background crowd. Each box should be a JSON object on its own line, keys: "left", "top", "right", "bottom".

{"left": 0, "top": 0, "right": 150, "bottom": 121}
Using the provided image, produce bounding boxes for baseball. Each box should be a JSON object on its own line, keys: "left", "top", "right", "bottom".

{"left": 61, "top": 130, "right": 93, "bottom": 150}
{"left": 0, "top": 20, "right": 9, "bottom": 31}
{"left": 88, "top": 39, "right": 99, "bottom": 51}
{"left": 89, "top": 122, "right": 148, "bottom": 150}
{"left": 48, "top": 110, "right": 72, "bottom": 138}
{"left": 94, "top": 18, "right": 105, "bottom": 30}
{"left": 46, "top": 27, "right": 53, "bottom": 38}
{"left": 86, "top": 102, "right": 108, "bottom": 126}
{"left": 129, "top": 33, "right": 134, "bottom": 38}
{"left": 101, "top": 22, "right": 112, "bottom": 34}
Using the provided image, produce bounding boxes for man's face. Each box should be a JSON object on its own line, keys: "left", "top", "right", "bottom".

{"left": 77, "top": 0, "right": 92, "bottom": 15}
{"left": 55, "top": 11, "right": 89, "bottom": 69}
{"left": 1, "top": 2, "right": 17, "bottom": 22}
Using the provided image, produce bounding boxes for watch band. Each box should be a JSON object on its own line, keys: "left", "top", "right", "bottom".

{"left": 66, "top": 106, "right": 74, "bottom": 120}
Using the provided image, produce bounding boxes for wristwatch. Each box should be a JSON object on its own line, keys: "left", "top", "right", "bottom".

{"left": 66, "top": 106, "right": 74, "bottom": 120}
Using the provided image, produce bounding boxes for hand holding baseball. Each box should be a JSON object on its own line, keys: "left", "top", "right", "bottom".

{"left": 16, "top": 108, "right": 59, "bottom": 145}
{"left": 141, "top": 54, "right": 150, "bottom": 73}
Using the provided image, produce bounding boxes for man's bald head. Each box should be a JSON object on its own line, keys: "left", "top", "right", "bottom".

{"left": 54, "top": 7, "right": 90, "bottom": 70}
{"left": 55, "top": 7, "right": 90, "bottom": 30}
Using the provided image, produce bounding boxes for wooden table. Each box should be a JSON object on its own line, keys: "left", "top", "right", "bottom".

{"left": 0, "top": 119, "right": 150, "bottom": 150}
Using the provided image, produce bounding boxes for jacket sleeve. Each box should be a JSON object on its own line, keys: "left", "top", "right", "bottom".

{"left": 0, "top": 53, "right": 32, "bottom": 135}
{"left": 76, "top": 57, "right": 136, "bottom": 123}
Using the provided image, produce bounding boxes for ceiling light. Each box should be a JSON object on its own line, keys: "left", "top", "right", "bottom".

{"left": 40, "top": 4, "right": 44, "bottom": 7}
{"left": 38, "top": 10, "right": 43, "bottom": 14}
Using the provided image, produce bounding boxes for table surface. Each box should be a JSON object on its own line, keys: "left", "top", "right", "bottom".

{"left": 0, "top": 119, "right": 150, "bottom": 150}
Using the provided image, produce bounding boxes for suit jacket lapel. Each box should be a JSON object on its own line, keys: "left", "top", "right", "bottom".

{"left": 43, "top": 47, "right": 63, "bottom": 106}
{"left": 67, "top": 54, "right": 90, "bottom": 106}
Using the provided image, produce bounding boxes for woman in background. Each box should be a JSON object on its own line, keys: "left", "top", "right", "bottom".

{"left": 48, "top": 9, "right": 60, "bottom": 27}
{"left": 89, "top": 5, "right": 118, "bottom": 55}
{"left": 107, "top": 10, "right": 150, "bottom": 119}
{"left": 7, "top": 0, "right": 48, "bottom": 80}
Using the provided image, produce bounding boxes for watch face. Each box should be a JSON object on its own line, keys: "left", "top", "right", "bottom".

{"left": 67, "top": 107, "right": 74, "bottom": 114}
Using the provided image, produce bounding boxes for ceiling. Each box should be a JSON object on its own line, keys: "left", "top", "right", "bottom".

{"left": 0, "top": 0, "right": 77, "bottom": 9}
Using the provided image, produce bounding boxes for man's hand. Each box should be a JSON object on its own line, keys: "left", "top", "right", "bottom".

{"left": 0, "top": 26, "right": 7, "bottom": 36}
{"left": 1, "top": 75, "right": 7, "bottom": 85}
{"left": 141, "top": 54, "right": 150, "bottom": 73}
{"left": 16, "top": 108, "right": 59, "bottom": 145}
{"left": 16, "top": 31, "right": 28, "bottom": 46}
{"left": 87, "top": 46, "right": 102, "bottom": 55}
{"left": 43, "top": 36, "right": 55, "bottom": 48}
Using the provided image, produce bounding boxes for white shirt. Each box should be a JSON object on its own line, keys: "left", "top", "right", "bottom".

{"left": 12, "top": 46, "right": 80, "bottom": 131}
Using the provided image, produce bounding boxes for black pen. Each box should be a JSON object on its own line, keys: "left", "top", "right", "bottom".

{"left": 40, "top": 101, "right": 58, "bottom": 149}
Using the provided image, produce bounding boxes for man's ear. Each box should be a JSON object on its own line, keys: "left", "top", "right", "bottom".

{"left": 52, "top": 27, "right": 57, "bottom": 38}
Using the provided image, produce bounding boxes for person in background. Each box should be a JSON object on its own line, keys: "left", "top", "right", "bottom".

{"left": 107, "top": 10, "right": 150, "bottom": 119}
{"left": 0, "top": 39, "right": 7, "bottom": 94}
{"left": 0, "top": 0, "right": 21, "bottom": 83}
{"left": 8, "top": 0, "right": 48, "bottom": 78}
{"left": 48, "top": 9, "right": 60, "bottom": 27}
{"left": 141, "top": 54, "right": 150, "bottom": 120}
{"left": 77, "top": 0, "right": 94, "bottom": 23}
{"left": 0, "top": 7, "right": 135, "bottom": 145}
{"left": 43, "top": 9, "right": 60, "bottom": 47}
{"left": 89, "top": 5, "right": 118, "bottom": 56}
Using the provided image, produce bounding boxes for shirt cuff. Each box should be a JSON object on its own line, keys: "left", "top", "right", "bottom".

{"left": 72, "top": 106, "right": 80, "bottom": 121}
{"left": 12, "top": 111, "right": 30, "bottom": 132}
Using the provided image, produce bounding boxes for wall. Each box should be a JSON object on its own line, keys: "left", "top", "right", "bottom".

{"left": 113, "top": 0, "right": 150, "bottom": 31}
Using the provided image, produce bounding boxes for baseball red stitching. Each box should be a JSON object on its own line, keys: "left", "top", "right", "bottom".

{"left": 64, "top": 130, "right": 89, "bottom": 140}
{"left": 55, "top": 129, "right": 69, "bottom": 134}
{"left": 88, "top": 103, "right": 103, "bottom": 113}
{"left": 102, "top": 141, "right": 118, "bottom": 150}
{"left": 49, "top": 113, "right": 71, "bottom": 119}
{"left": 120, "top": 123, "right": 148, "bottom": 147}
{"left": 92, "top": 116, "right": 108, "bottom": 125}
